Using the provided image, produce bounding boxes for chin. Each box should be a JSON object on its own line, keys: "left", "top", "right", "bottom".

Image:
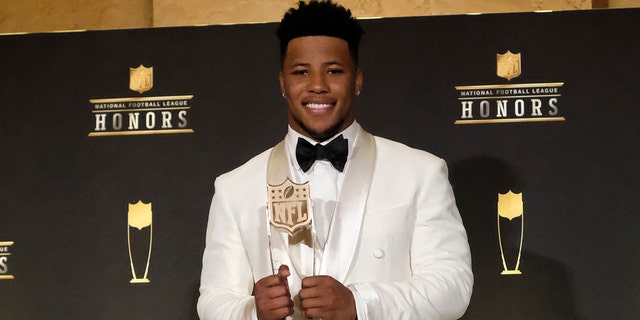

{"left": 304, "top": 125, "right": 340, "bottom": 141}
{"left": 309, "top": 125, "right": 343, "bottom": 141}
{"left": 293, "top": 114, "right": 346, "bottom": 141}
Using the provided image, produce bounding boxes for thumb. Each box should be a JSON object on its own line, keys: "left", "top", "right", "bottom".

{"left": 277, "top": 264, "right": 290, "bottom": 278}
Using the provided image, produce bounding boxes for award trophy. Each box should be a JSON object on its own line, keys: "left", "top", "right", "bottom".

{"left": 127, "top": 200, "right": 153, "bottom": 283}
{"left": 497, "top": 190, "right": 524, "bottom": 275}
{"left": 266, "top": 178, "right": 314, "bottom": 275}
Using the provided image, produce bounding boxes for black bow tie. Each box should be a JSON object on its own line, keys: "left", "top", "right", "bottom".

{"left": 296, "top": 135, "right": 348, "bottom": 172}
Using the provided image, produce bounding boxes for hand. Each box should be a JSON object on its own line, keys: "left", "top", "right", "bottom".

{"left": 299, "top": 275, "right": 357, "bottom": 320}
{"left": 254, "top": 265, "right": 294, "bottom": 320}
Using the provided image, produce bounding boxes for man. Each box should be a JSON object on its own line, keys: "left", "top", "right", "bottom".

{"left": 197, "top": 1, "right": 473, "bottom": 319}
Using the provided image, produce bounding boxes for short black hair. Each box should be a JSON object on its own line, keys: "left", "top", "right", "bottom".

{"left": 276, "top": 0, "right": 364, "bottom": 65}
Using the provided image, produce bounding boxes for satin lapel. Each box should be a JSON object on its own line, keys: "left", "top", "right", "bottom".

{"left": 319, "top": 128, "right": 376, "bottom": 281}
{"left": 267, "top": 140, "right": 290, "bottom": 189}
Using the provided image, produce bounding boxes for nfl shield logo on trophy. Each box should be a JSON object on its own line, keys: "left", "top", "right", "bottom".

{"left": 496, "top": 51, "right": 521, "bottom": 81}
{"left": 267, "top": 178, "right": 312, "bottom": 235}
{"left": 129, "top": 65, "right": 153, "bottom": 94}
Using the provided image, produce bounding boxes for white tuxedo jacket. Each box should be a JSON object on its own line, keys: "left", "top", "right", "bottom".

{"left": 198, "top": 127, "right": 473, "bottom": 319}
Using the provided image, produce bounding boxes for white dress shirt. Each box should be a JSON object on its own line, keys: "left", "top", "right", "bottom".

{"left": 284, "top": 121, "right": 359, "bottom": 277}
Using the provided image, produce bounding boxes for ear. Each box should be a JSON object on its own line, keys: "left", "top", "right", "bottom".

{"left": 355, "top": 68, "right": 363, "bottom": 94}
{"left": 279, "top": 71, "right": 285, "bottom": 96}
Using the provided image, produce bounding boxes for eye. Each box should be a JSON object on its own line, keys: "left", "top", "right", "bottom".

{"left": 291, "top": 69, "right": 308, "bottom": 75}
{"left": 328, "top": 68, "right": 344, "bottom": 75}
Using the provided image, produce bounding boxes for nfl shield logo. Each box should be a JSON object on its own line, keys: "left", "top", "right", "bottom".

{"left": 496, "top": 51, "right": 521, "bottom": 81}
{"left": 497, "top": 191, "right": 523, "bottom": 221}
{"left": 128, "top": 200, "right": 152, "bottom": 230}
{"left": 267, "top": 178, "right": 312, "bottom": 234}
{"left": 129, "top": 65, "right": 153, "bottom": 94}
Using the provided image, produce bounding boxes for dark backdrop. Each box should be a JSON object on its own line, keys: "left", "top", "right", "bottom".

{"left": 0, "top": 8, "right": 638, "bottom": 320}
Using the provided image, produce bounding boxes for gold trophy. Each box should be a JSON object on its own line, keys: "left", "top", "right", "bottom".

{"left": 266, "top": 178, "right": 314, "bottom": 274}
{"left": 497, "top": 191, "right": 524, "bottom": 275}
{"left": 127, "top": 200, "right": 153, "bottom": 283}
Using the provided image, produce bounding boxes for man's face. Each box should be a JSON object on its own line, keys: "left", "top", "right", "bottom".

{"left": 279, "top": 36, "right": 363, "bottom": 142}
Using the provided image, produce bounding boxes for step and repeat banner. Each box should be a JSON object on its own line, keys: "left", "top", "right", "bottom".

{"left": 1, "top": 8, "right": 638, "bottom": 320}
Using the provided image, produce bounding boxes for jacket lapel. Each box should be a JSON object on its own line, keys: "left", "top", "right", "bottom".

{"left": 319, "top": 128, "right": 376, "bottom": 281}
{"left": 267, "top": 140, "right": 289, "bottom": 185}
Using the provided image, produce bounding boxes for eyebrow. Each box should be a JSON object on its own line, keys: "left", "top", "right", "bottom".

{"left": 289, "top": 61, "right": 344, "bottom": 67}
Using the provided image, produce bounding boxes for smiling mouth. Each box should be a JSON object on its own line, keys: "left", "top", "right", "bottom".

{"left": 305, "top": 103, "right": 333, "bottom": 109}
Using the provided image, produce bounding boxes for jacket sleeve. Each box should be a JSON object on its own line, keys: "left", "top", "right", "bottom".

{"left": 197, "top": 176, "right": 259, "bottom": 320}
{"left": 349, "top": 159, "right": 473, "bottom": 320}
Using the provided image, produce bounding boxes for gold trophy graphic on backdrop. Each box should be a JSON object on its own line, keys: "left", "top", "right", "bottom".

{"left": 127, "top": 200, "right": 153, "bottom": 283}
{"left": 497, "top": 191, "right": 524, "bottom": 275}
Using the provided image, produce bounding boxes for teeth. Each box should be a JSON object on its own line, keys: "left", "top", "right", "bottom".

{"left": 306, "top": 103, "right": 331, "bottom": 109}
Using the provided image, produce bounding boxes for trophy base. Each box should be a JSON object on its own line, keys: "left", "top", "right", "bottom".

{"left": 501, "top": 270, "right": 522, "bottom": 275}
{"left": 130, "top": 278, "right": 150, "bottom": 283}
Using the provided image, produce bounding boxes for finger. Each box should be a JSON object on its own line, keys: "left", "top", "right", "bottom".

{"left": 277, "top": 265, "right": 292, "bottom": 298}
{"left": 270, "top": 304, "right": 295, "bottom": 319}
{"left": 277, "top": 264, "right": 290, "bottom": 278}
{"left": 269, "top": 296, "right": 294, "bottom": 315}
{"left": 255, "top": 291, "right": 293, "bottom": 316}
{"left": 257, "top": 299, "right": 294, "bottom": 320}
{"left": 256, "top": 274, "right": 285, "bottom": 288}
{"left": 302, "top": 306, "right": 323, "bottom": 319}
{"left": 298, "top": 286, "right": 320, "bottom": 300}
{"left": 301, "top": 275, "right": 329, "bottom": 288}
{"left": 299, "top": 294, "right": 324, "bottom": 309}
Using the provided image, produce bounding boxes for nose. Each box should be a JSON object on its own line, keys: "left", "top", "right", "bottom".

{"left": 307, "top": 72, "right": 328, "bottom": 93}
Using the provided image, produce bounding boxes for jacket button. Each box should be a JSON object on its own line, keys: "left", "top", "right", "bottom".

{"left": 373, "top": 249, "right": 385, "bottom": 258}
